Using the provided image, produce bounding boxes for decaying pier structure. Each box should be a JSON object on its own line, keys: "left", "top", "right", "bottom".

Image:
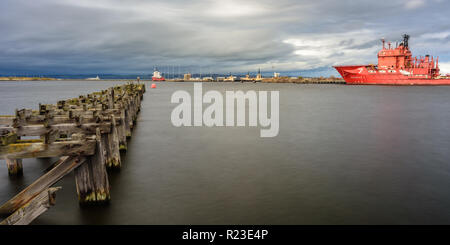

{"left": 0, "top": 82, "right": 146, "bottom": 225}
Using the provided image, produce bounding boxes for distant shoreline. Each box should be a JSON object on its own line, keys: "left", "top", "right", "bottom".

{"left": 0, "top": 77, "right": 57, "bottom": 81}
{"left": 0, "top": 77, "right": 345, "bottom": 84}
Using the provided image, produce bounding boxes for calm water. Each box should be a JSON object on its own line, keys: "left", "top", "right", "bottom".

{"left": 0, "top": 80, "right": 450, "bottom": 224}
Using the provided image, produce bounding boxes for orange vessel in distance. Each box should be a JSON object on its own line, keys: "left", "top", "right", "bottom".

{"left": 334, "top": 34, "right": 450, "bottom": 85}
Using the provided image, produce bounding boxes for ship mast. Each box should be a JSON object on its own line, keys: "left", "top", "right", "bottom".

{"left": 402, "top": 34, "right": 409, "bottom": 49}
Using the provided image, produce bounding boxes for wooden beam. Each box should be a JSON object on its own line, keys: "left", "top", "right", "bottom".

{"left": 118, "top": 109, "right": 127, "bottom": 151}
{"left": 0, "top": 114, "right": 122, "bottom": 127}
{"left": 124, "top": 103, "right": 132, "bottom": 138}
{"left": 0, "top": 156, "right": 86, "bottom": 214}
{"left": 0, "top": 132, "right": 17, "bottom": 146}
{"left": 0, "top": 139, "right": 96, "bottom": 159}
{"left": 75, "top": 128, "right": 110, "bottom": 204}
{"left": 0, "top": 116, "right": 15, "bottom": 126}
{"left": 0, "top": 187, "right": 61, "bottom": 225}
{"left": 106, "top": 115, "right": 120, "bottom": 169}
{"left": 3, "top": 134, "right": 22, "bottom": 176}
{"left": 0, "top": 123, "right": 112, "bottom": 137}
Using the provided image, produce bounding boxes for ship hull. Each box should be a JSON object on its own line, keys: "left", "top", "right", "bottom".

{"left": 334, "top": 66, "right": 450, "bottom": 85}
{"left": 152, "top": 77, "right": 165, "bottom": 81}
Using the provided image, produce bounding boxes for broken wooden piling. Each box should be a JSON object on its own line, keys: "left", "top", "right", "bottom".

{"left": 0, "top": 82, "right": 146, "bottom": 224}
{"left": 0, "top": 187, "right": 62, "bottom": 225}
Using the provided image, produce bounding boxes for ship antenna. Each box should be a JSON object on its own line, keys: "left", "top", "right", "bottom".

{"left": 402, "top": 34, "right": 409, "bottom": 48}
{"left": 381, "top": 38, "right": 385, "bottom": 49}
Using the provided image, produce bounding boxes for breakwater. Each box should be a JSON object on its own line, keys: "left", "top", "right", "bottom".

{"left": 0, "top": 82, "right": 145, "bottom": 224}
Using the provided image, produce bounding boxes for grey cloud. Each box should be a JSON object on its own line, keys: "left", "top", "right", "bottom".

{"left": 0, "top": 0, "right": 449, "bottom": 74}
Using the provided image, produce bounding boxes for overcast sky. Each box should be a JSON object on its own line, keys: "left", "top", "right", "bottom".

{"left": 1, "top": 0, "right": 450, "bottom": 75}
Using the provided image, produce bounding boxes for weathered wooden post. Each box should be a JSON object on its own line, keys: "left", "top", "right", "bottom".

{"left": 6, "top": 158, "right": 23, "bottom": 177}
{"left": 124, "top": 98, "right": 132, "bottom": 138}
{"left": 130, "top": 94, "right": 137, "bottom": 127}
{"left": 107, "top": 87, "right": 115, "bottom": 110}
{"left": 1, "top": 131, "right": 22, "bottom": 176}
{"left": 6, "top": 109, "right": 29, "bottom": 176}
{"left": 74, "top": 129, "right": 110, "bottom": 205}
{"left": 118, "top": 109, "right": 127, "bottom": 151}
{"left": 106, "top": 115, "right": 121, "bottom": 169}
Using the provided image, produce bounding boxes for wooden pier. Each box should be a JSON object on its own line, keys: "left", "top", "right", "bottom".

{"left": 0, "top": 82, "right": 146, "bottom": 224}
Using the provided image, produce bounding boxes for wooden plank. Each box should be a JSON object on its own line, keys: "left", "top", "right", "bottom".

{"left": 43, "top": 128, "right": 59, "bottom": 144}
{"left": 0, "top": 156, "right": 86, "bottom": 214}
{"left": 75, "top": 128, "right": 110, "bottom": 204}
{"left": 14, "top": 109, "right": 33, "bottom": 127}
{"left": 54, "top": 108, "right": 121, "bottom": 117}
{"left": 3, "top": 135, "right": 23, "bottom": 176}
{"left": 102, "top": 132, "right": 112, "bottom": 168}
{"left": 110, "top": 115, "right": 121, "bottom": 167}
{"left": 0, "top": 187, "right": 61, "bottom": 225}
{"left": 90, "top": 128, "right": 109, "bottom": 202}
{"left": 0, "top": 115, "right": 121, "bottom": 126}
{"left": 0, "top": 116, "right": 15, "bottom": 126}
{"left": 129, "top": 96, "right": 136, "bottom": 127}
{"left": 0, "top": 132, "right": 17, "bottom": 146}
{"left": 0, "top": 139, "right": 96, "bottom": 159}
{"left": 124, "top": 100, "right": 132, "bottom": 138}
{"left": 106, "top": 115, "right": 121, "bottom": 169}
{"left": 108, "top": 88, "right": 115, "bottom": 109}
{"left": 117, "top": 110, "right": 127, "bottom": 151}
{"left": 0, "top": 122, "right": 112, "bottom": 137}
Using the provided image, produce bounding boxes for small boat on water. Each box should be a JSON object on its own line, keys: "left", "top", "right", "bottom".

{"left": 152, "top": 68, "right": 165, "bottom": 81}
{"left": 224, "top": 74, "right": 236, "bottom": 82}
{"left": 86, "top": 75, "right": 100, "bottom": 80}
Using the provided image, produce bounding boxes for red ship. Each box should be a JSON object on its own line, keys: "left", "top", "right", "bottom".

{"left": 152, "top": 67, "right": 165, "bottom": 81}
{"left": 334, "top": 34, "right": 450, "bottom": 85}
